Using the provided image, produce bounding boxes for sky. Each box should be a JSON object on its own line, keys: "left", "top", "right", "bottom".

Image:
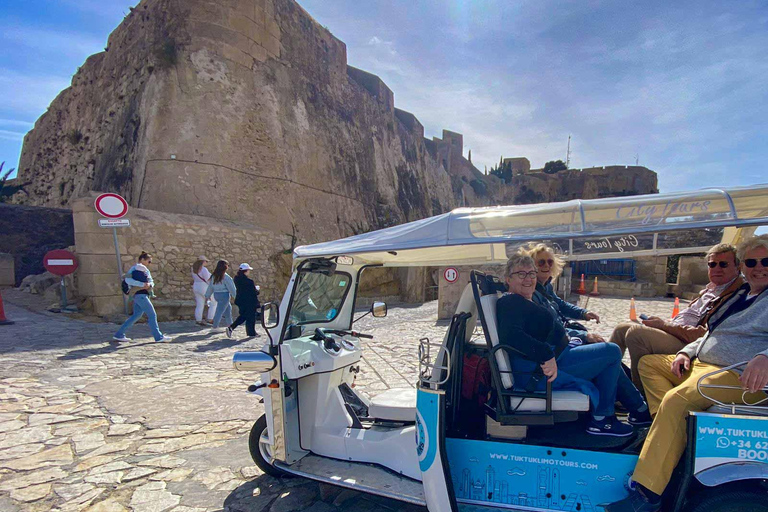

{"left": 2, "top": 0, "right": 768, "bottom": 195}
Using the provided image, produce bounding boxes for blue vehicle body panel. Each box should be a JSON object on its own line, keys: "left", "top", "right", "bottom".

{"left": 693, "top": 412, "right": 768, "bottom": 475}
{"left": 446, "top": 438, "right": 637, "bottom": 511}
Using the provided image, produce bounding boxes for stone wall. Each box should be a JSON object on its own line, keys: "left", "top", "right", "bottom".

{"left": 72, "top": 194, "right": 291, "bottom": 317}
{"left": 0, "top": 203, "right": 75, "bottom": 286}
{"left": 0, "top": 253, "right": 13, "bottom": 288}
{"left": 634, "top": 256, "right": 669, "bottom": 295}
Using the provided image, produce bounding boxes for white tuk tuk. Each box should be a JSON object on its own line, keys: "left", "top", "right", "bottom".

{"left": 233, "top": 185, "right": 768, "bottom": 511}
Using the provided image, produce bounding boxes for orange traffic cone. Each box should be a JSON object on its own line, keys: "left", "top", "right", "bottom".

{"left": 671, "top": 297, "right": 680, "bottom": 319}
{"left": 629, "top": 297, "right": 638, "bottom": 321}
{"left": 0, "top": 290, "right": 14, "bottom": 325}
{"left": 589, "top": 277, "right": 600, "bottom": 297}
{"left": 578, "top": 274, "right": 586, "bottom": 294}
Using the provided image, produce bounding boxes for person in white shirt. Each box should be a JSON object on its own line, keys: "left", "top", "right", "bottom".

{"left": 191, "top": 256, "right": 217, "bottom": 326}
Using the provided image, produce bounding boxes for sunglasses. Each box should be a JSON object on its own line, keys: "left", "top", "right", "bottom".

{"left": 512, "top": 271, "right": 538, "bottom": 280}
{"left": 537, "top": 259, "right": 555, "bottom": 267}
{"left": 744, "top": 257, "right": 768, "bottom": 268}
{"left": 707, "top": 261, "right": 730, "bottom": 269}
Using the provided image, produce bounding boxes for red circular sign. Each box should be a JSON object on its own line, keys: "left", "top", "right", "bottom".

{"left": 94, "top": 193, "right": 128, "bottom": 219}
{"left": 44, "top": 250, "right": 78, "bottom": 276}
{"left": 443, "top": 267, "right": 459, "bottom": 283}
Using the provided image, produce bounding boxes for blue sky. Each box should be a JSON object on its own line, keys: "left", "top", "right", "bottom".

{"left": 2, "top": 0, "right": 768, "bottom": 194}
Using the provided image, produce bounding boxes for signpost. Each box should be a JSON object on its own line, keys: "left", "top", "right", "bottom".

{"left": 95, "top": 193, "right": 130, "bottom": 314}
{"left": 43, "top": 249, "right": 78, "bottom": 310}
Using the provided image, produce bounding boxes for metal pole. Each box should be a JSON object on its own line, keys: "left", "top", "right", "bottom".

{"left": 112, "top": 227, "right": 128, "bottom": 314}
{"left": 60, "top": 276, "right": 67, "bottom": 309}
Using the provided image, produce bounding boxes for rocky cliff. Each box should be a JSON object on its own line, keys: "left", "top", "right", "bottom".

{"left": 13, "top": 0, "right": 657, "bottom": 248}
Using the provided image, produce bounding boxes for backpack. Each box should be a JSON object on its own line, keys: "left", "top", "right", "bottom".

{"left": 461, "top": 353, "right": 492, "bottom": 406}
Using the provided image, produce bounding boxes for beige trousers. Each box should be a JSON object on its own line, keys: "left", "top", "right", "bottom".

{"left": 609, "top": 323, "right": 686, "bottom": 394}
{"left": 632, "top": 354, "right": 762, "bottom": 495}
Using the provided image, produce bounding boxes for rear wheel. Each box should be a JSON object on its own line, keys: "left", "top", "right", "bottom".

{"left": 248, "top": 414, "right": 290, "bottom": 477}
{"left": 688, "top": 489, "right": 768, "bottom": 512}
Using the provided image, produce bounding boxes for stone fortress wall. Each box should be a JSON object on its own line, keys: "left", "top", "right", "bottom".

{"left": 7, "top": 0, "right": 661, "bottom": 316}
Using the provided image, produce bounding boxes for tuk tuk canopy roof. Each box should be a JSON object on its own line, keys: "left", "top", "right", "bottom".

{"left": 294, "top": 185, "right": 768, "bottom": 267}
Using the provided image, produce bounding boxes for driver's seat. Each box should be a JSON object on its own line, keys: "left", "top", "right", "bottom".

{"left": 368, "top": 388, "right": 417, "bottom": 422}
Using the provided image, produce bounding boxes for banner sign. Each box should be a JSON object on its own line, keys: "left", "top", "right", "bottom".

{"left": 694, "top": 413, "right": 768, "bottom": 474}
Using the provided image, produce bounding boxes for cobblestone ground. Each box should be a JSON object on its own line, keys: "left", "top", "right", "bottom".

{"left": 0, "top": 291, "right": 678, "bottom": 512}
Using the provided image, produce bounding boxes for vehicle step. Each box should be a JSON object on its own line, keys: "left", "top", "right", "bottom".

{"left": 273, "top": 454, "right": 425, "bottom": 506}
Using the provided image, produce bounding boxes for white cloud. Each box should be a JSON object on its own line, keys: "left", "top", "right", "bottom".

{"left": 0, "top": 130, "right": 26, "bottom": 141}
{"left": 0, "top": 69, "right": 71, "bottom": 116}
{"left": 1, "top": 26, "right": 106, "bottom": 59}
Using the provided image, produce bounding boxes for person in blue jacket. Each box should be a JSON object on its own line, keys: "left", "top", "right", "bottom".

{"left": 205, "top": 260, "right": 237, "bottom": 331}
{"left": 526, "top": 243, "right": 603, "bottom": 343}
{"left": 113, "top": 252, "right": 173, "bottom": 343}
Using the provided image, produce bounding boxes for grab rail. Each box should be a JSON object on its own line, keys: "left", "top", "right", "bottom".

{"left": 419, "top": 337, "right": 451, "bottom": 389}
{"left": 697, "top": 360, "right": 768, "bottom": 413}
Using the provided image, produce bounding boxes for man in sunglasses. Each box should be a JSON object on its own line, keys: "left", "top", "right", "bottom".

{"left": 605, "top": 235, "right": 768, "bottom": 512}
{"left": 609, "top": 243, "right": 743, "bottom": 392}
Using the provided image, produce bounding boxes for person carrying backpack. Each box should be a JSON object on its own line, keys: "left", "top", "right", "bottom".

{"left": 113, "top": 252, "right": 173, "bottom": 343}
{"left": 227, "top": 263, "right": 261, "bottom": 338}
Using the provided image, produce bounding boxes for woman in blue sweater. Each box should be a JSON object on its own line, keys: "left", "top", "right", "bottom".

{"left": 205, "top": 260, "right": 237, "bottom": 330}
{"left": 496, "top": 253, "right": 648, "bottom": 436}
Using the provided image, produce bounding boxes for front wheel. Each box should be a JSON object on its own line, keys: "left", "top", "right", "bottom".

{"left": 688, "top": 489, "right": 768, "bottom": 512}
{"left": 248, "top": 414, "right": 290, "bottom": 477}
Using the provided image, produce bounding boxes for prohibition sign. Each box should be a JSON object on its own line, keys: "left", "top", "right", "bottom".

{"left": 94, "top": 193, "right": 129, "bottom": 219}
{"left": 443, "top": 267, "right": 459, "bottom": 283}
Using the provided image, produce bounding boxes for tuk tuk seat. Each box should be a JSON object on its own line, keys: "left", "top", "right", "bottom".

{"left": 479, "top": 292, "right": 590, "bottom": 413}
{"left": 368, "top": 388, "right": 417, "bottom": 422}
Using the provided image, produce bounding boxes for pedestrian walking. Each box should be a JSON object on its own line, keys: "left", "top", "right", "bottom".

{"left": 191, "top": 256, "right": 217, "bottom": 326}
{"left": 113, "top": 252, "right": 173, "bottom": 343}
{"left": 227, "top": 263, "right": 261, "bottom": 338}
{"left": 205, "top": 260, "right": 236, "bottom": 330}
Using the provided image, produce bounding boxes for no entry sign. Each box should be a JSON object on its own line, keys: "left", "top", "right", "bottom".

{"left": 443, "top": 267, "right": 459, "bottom": 283}
{"left": 94, "top": 193, "right": 128, "bottom": 219}
{"left": 44, "top": 250, "right": 78, "bottom": 276}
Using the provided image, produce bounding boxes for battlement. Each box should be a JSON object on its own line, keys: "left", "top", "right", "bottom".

{"left": 347, "top": 65, "right": 394, "bottom": 112}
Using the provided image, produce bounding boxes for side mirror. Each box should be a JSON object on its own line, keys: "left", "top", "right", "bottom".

{"left": 371, "top": 301, "right": 387, "bottom": 318}
{"left": 261, "top": 302, "right": 280, "bottom": 329}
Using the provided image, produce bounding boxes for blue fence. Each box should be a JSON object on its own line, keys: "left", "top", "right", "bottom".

{"left": 571, "top": 259, "right": 636, "bottom": 281}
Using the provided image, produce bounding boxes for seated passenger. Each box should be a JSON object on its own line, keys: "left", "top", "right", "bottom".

{"left": 609, "top": 243, "right": 744, "bottom": 392}
{"left": 525, "top": 243, "right": 603, "bottom": 343}
{"left": 497, "top": 254, "right": 649, "bottom": 437}
{"left": 605, "top": 235, "right": 768, "bottom": 512}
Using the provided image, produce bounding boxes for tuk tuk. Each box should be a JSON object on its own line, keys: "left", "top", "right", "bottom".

{"left": 232, "top": 185, "right": 768, "bottom": 511}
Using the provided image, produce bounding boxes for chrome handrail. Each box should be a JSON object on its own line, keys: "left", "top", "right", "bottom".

{"left": 697, "top": 360, "right": 768, "bottom": 413}
{"left": 418, "top": 337, "right": 451, "bottom": 389}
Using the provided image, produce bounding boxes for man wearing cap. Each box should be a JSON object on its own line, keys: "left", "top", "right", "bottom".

{"left": 192, "top": 256, "right": 216, "bottom": 326}
{"left": 227, "top": 263, "right": 261, "bottom": 338}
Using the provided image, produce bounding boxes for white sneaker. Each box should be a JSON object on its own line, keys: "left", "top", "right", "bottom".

{"left": 112, "top": 335, "right": 131, "bottom": 342}
{"left": 226, "top": 326, "right": 233, "bottom": 338}
{"left": 158, "top": 336, "right": 174, "bottom": 343}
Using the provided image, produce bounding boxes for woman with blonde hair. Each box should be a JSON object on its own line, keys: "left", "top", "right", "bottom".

{"left": 524, "top": 243, "right": 602, "bottom": 344}
{"left": 191, "top": 256, "right": 216, "bottom": 326}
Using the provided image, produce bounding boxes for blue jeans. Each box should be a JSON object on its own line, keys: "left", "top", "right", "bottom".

{"left": 557, "top": 343, "right": 645, "bottom": 417}
{"left": 115, "top": 294, "right": 163, "bottom": 341}
{"left": 212, "top": 292, "right": 233, "bottom": 328}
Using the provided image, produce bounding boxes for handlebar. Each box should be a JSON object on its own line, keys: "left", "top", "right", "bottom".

{"left": 697, "top": 360, "right": 768, "bottom": 409}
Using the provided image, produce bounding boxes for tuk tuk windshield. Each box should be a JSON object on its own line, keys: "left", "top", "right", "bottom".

{"left": 288, "top": 271, "right": 351, "bottom": 325}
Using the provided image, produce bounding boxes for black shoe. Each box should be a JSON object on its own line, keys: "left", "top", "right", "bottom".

{"left": 601, "top": 489, "right": 660, "bottom": 512}
{"left": 628, "top": 408, "right": 652, "bottom": 426}
{"left": 587, "top": 416, "right": 634, "bottom": 437}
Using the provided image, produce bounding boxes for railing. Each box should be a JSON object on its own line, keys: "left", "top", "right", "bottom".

{"left": 697, "top": 361, "right": 768, "bottom": 413}
{"left": 418, "top": 337, "right": 450, "bottom": 389}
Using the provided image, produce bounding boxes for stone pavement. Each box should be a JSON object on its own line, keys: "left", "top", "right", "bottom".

{"left": 0, "top": 292, "right": 678, "bottom": 511}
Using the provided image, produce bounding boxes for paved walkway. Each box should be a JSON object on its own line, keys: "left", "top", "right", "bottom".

{"left": 0, "top": 291, "right": 677, "bottom": 511}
